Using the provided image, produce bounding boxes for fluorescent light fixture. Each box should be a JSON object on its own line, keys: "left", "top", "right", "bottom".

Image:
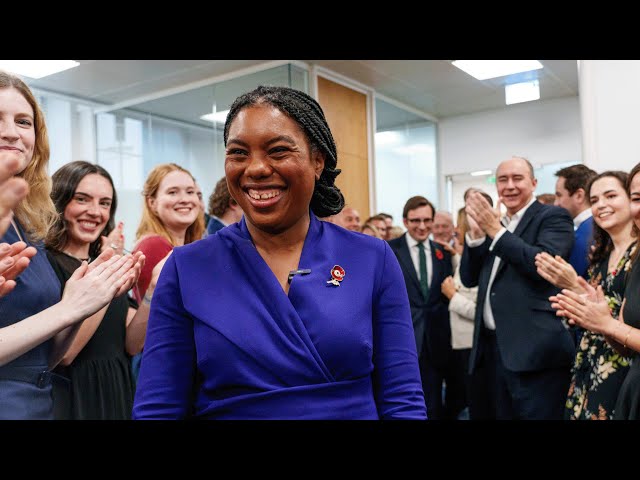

{"left": 200, "top": 110, "right": 229, "bottom": 123}
{"left": 470, "top": 170, "right": 492, "bottom": 176}
{"left": 0, "top": 60, "right": 79, "bottom": 79}
{"left": 505, "top": 80, "right": 540, "bottom": 105}
{"left": 452, "top": 60, "right": 543, "bottom": 80}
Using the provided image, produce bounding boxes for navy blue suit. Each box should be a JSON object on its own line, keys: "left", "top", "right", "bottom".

{"left": 460, "top": 201, "right": 575, "bottom": 419}
{"left": 389, "top": 235, "right": 463, "bottom": 419}
{"left": 569, "top": 216, "right": 593, "bottom": 279}
{"left": 206, "top": 217, "right": 226, "bottom": 236}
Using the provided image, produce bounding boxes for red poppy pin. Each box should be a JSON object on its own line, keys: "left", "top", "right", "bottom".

{"left": 435, "top": 249, "right": 444, "bottom": 260}
{"left": 327, "top": 265, "right": 345, "bottom": 287}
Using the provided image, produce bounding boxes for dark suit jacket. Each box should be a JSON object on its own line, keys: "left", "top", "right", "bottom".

{"left": 460, "top": 201, "right": 576, "bottom": 374}
{"left": 389, "top": 234, "right": 453, "bottom": 369}
{"left": 570, "top": 216, "right": 594, "bottom": 279}
{"left": 206, "top": 217, "right": 226, "bottom": 236}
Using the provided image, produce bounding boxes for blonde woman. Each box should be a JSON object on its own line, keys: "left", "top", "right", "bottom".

{"left": 131, "top": 162, "right": 204, "bottom": 380}
{"left": 0, "top": 71, "right": 143, "bottom": 419}
{"left": 361, "top": 221, "right": 382, "bottom": 238}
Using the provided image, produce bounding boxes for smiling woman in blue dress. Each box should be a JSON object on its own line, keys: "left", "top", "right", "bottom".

{"left": 132, "top": 85, "right": 427, "bottom": 420}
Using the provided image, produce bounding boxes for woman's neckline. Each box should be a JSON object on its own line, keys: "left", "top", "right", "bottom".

{"left": 60, "top": 250, "right": 91, "bottom": 263}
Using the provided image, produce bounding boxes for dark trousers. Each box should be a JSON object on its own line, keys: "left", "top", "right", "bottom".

{"left": 451, "top": 348, "right": 471, "bottom": 416}
{"left": 419, "top": 345, "right": 467, "bottom": 420}
{"left": 469, "top": 327, "right": 570, "bottom": 420}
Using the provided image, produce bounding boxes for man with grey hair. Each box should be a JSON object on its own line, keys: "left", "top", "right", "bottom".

{"left": 460, "top": 156, "right": 575, "bottom": 420}
{"left": 432, "top": 211, "right": 455, "bottom": 244}
{"left": 330, "top": 205, "right": 361, "bottom": 232}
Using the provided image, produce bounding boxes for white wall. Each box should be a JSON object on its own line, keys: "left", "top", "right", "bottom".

{"left": 580, "top": 60, "right": 640, "bottom": 173}
{"left": 438, "top": 96, "right": 583, "bottom": 207}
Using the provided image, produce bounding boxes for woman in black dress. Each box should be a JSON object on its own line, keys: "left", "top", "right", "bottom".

{"left": 45, "top": 161, "right": 152, "bottom": 420}
{"left": 553, "top": 162, "right": 640, "bottom": 420}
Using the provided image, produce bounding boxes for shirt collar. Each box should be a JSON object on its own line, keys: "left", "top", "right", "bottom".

{"left": 503, "top": 196, "right": 536, "bottom": 224}
{"left": 406, "top": 234, "right": 430, "bottom": 251}
{"left": 573, "top": 208, "right": 592, "bottom": 228}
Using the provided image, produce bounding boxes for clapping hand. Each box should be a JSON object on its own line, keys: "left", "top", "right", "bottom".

{"left": 549, "top": 283, "right": 613, "bottom": 332}
{"left": 465, "top": 191, "right": 502, "bottom": 238}
{"left": 61, "top": 250, "right": 145, "bottom": 319}
{"left": 0, "top": 152, "right": 29, "bottom": 237}
{"left": 441, "top": 275, "right": 457, "bottom": 300}
{"left": 101, "top": 221, "right": 125, "bottom": 256}
{"left": 535, "top": 252, "right": 582, "bottom": 292}
{"left": 465, "top": 211, "right": 485, "bottom": 240}
{"left": 434, "top": 239, "right": 456, "bottom": 255}
{"left": 87, "top": 248, "right": 146, "bottom": 298}
{"left": 0, "top": 241, "right": 37, "bottom": 298}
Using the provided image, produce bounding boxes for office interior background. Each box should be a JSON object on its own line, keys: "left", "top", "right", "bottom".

{"left": 14, "top": 60, "right": 637, "bottom": 249}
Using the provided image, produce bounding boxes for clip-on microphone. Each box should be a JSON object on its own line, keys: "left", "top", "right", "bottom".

{"left": 287, "top": 268, "right": 312, "bottom": 284}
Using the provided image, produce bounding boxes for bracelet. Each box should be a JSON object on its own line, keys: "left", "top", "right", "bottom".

{"left": 623, "top": 325, "right": 633, "bottom": 349}
{"left": 143, "top": 293, "right": 153, "bottom": 305}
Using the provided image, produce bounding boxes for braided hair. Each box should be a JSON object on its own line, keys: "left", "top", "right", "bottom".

{"left": 223, "top": 85, "right": 345, "bottom": 218}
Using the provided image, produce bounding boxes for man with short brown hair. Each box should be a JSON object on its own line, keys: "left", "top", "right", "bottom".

{"left": 389, "top": 196, "right": 463, "bottom": 419}
{"left": 554, "top": 164, "right": 597, "bottom": 278}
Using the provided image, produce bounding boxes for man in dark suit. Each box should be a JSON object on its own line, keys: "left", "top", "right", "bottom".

{"left": 389, "top": 196, "right": 463, "bottom": 419}
{"left": 461, "top": 157, "right": 575, "bottom": 420}
{"left": 553, "top": 164, "right": 597, "bottom": 279}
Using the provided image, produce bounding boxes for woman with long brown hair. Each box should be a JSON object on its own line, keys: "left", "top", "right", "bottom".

{"left": 553, "top": 162, "right": 640, "bottom": 419}
{"left": 539, "top": 171, "right": 636, "bottom": 419}
{"left": 45, "top": 161, "right": 151, "bottom": 419}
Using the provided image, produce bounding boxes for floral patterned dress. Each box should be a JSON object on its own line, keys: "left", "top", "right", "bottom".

{"left": 565, "top": 243, "right": 636, "bottom": 420}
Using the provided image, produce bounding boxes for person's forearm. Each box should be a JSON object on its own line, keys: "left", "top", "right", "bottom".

{"left": 126, "top": 302, "right": 150, "bottom": 355}
{"left": 0, "top": 302, "right": 81, "bottom": 367}
{"left": 604, "top": 319, "right": 639, "bottom": 356}
{"left": 49, "top": 323, "right": 83, "bottom": 369}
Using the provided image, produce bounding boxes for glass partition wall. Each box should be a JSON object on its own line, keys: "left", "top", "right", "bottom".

{"left": 30, "top": 62, "right": 438, "bottom": 248}
{"left": 37, "top": 64, "right": 305, "bottom": 250}
{"left": 96, "top": 63, "right": 309, "bottom": 249}
{"left": 374, "top": 98, "right": 438, "bottom": 230}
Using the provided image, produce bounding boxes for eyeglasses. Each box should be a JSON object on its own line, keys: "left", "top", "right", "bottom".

{"left": 407, "top": 218, "right": 433, "bottom": 225}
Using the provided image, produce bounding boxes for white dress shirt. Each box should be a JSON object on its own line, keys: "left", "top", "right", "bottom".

{"left": 573, "top": 208, "right": 592, "bottom": 230}
{"left": 465, "top": 196, "right": 536, "bottom": 330}
{"left": 405, "top": 234, "right": 433, "bottom": 289}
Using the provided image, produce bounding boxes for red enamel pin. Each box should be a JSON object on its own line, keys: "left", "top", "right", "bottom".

{"left": 326, "top": 265, "right": 345, "bottom": 287}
